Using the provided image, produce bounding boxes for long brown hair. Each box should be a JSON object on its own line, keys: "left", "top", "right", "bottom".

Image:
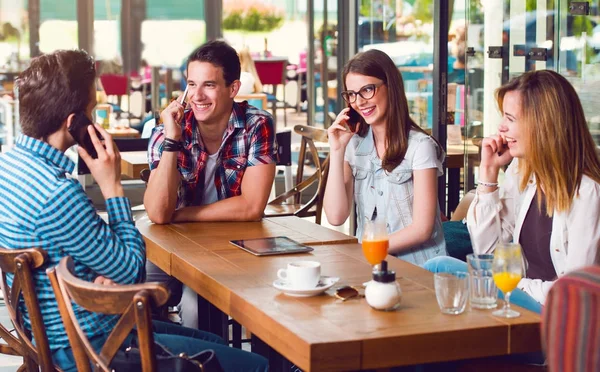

{"left": 496, "top": 70, "right": 600, "bottom": 214}
{"left": 342, "top": 49, "right": 428, "bottom": 172}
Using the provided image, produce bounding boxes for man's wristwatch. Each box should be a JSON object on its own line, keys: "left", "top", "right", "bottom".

{"left": 163, "top": 137, "right": 183, "bottom": 152}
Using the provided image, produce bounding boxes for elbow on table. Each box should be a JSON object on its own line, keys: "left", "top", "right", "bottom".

{"left": 414, "top": 223, "right": 435, "bottom": 245}
{"left": 146, "top": 209, "right": 173, "bottom": 225}
{"left": 245, "top": 206, "right": 264, "bottom": 222}
{"left": 325, "top": 210, "right": 348, "bottom": 226}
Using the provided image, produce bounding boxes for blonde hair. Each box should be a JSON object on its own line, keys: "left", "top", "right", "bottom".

{"left": 496, "top": 70, "right": 600, "bottom": 215}
{"left": 238, "top": 47, "right": 263, "bottom": 93}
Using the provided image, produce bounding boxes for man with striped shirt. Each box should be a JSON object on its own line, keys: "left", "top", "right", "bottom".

{"left": 0, "top": 49, "right": 267, "bottom": 371}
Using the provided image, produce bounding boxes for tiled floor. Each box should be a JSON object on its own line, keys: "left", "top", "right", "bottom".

{"left": 0, "top": 302, "right": 24, "bottom": 371}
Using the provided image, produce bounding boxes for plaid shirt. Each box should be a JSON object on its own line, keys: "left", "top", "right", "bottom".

{"left": 148, "top": 101, "right": 277, "bottom": 208}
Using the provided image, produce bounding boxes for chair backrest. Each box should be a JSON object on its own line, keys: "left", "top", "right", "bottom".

{"left": 543, "top": 265, "right": 600, "bottom": 372}
{"left": 268, "top": 125, "right": 329, "bottom": 224}
{"left": 99, "top": 74, "right": 128, "bottom": 96}
{"left": 450, "top": 189, "right": 475, "bottom": 221}
{"left": 48, "top": 256, "right": 169, "bottom": 372}
{"left": 254, "top": 59, "right": 287, "bottom": 86}
{"left": 275, "top": 131, "right": 292, "bottom": 167}
{"left": 0, "top": 247, "right": 57, "bottom": 371}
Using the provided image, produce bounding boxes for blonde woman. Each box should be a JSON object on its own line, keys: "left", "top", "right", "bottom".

{"left": 238, "top": 47, "right": 263, "bottom": 94}
{"left": 425, "top": 70, "right": 600, "bottom": 313}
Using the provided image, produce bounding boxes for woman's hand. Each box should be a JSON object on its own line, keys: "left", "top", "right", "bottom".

{"left": 480, "top": 134, "right": 513, "bottom": 170}
{"left": 328, "top": 107, "right": 360, "bottom": 152}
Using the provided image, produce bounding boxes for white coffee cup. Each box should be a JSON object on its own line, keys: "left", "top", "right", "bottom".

{"left": 277, "top": 261, "right": 321, "bottom": 289}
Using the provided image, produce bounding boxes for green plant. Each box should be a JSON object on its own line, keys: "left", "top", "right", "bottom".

{"left": 223, "top": 1, "right": 284, "bottom": 32}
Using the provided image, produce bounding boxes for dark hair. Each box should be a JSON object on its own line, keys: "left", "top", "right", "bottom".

{"left": 187, "top": 39, "right": 241, "bottom": 86}
{"left": 343, "top": 49, "right": 428, "bottom": 172}
{"left": 17, "top": 49, "right": 96, "bottom": 139}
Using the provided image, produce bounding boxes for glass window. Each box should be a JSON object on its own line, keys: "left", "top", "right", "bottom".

{"left": 142, "top": 0, "right": 206, "bottom": 68}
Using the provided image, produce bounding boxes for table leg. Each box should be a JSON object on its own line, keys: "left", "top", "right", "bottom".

{"left": 251, "top": 335, "right": 295, "bottom": 372}
{"left": 196, "top": 294, "right": 228, "bottom": 342}
{"left": 296, "top": 72, "right": 303, "bottom": 112}
{"left": 231, "top": 320, "right": 242, "bottom": 349}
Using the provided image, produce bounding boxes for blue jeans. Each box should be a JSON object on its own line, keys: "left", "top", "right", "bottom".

{"left": 424, "top": 256, "right": 543, "bottom": 314}
{"left": 52, "top": 320, "right": 268, "bottom": 372}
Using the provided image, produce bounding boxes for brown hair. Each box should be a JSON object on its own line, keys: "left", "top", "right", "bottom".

{"left": 342, "top": 49, "right": 429, "bottom": 172}
{"left": 17, "top": 49, "right": 96, "bottom": 140}
{"left": 496, "top": 70, "right": 600, "bottom": 214}
{"left": 188, "top": 40, "right": 240, "bottom": 86}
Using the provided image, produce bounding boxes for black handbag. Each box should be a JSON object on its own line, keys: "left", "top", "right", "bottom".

{"left": 110, "top": 341, "right": 224, "bottom": 372}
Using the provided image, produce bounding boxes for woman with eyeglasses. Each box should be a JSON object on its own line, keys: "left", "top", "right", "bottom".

{"left": 323, "top": 49, "right": 447, "bottom": 265}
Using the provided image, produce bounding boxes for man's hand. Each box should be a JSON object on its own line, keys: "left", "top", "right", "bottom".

{"left": 94, "top": 275, "right": 116, "bottom": 286}
{"left": 78, "top": 124, "right": 124, "bottom": 199}
{"left": 160, "top": 100, "right": 185, "bottom": 141}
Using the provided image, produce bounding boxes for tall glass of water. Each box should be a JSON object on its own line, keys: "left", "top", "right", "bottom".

{"left": 467, "top": 254, "right": 498, "bottom": 309}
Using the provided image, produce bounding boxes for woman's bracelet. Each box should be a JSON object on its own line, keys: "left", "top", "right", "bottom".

{"left": 477, "top": 180, "right": 499, "bottom": 188}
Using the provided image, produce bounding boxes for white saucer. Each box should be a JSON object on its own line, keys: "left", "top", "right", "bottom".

{"left": 273, "top": 276, "right": 340, "bottom": 297}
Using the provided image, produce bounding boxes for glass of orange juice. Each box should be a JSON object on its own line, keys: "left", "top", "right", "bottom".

{"left": 362, "top": 216, "right": 389, "bottom": 271}
{"left": 491, "top": 242, "right": 524, "bottom": 318}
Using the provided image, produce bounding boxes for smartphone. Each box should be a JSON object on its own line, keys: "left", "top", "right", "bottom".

{"left": 346, "top": 106, "right": 361, "bottom": 131}
{"left": 179, "top": 85, "right": 189, "bottom": 105}
{"left": 68, "top": 112, "right": 101, "bottom": 159}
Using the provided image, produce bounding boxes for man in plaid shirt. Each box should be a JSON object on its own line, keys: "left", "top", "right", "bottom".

{"left": 145, "top": 40, "right": 277, "bottom": 224}
{"left": 144, "top": 40, "right": 277, "bottom": 327}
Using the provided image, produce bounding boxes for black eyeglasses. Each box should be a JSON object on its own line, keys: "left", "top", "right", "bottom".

{"left": 341, "top": 82, "right": 384, "bottom": 103}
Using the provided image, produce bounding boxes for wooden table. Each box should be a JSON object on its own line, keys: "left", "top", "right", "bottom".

{"left": 140, "top": 220, "right": 541, "bottom": 371}
{"left": 107, "top": 127, "right": 141, "bottom": 138}
{"left": 120, "top": 151, "right": 147, "bottom": 179}
{"left": 137, "top": 215, "right": 357, "bottom": 275}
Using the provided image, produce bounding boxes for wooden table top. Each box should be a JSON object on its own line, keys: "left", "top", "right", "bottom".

{"left": 137, "top": 215, "right": 357, "bottom": 275}
{"left": 170, "top": 243, "right": 541, "bottom": 371}
{"left": 140, "top": 218, "right": 541, "bottom": 371}
{"left": 446, "top": 142, "right": 480, "bottom": 169}
{"left": 120, "top": 151, "right": 147, "bottom": 179}
{"left": 107, "top": 127, "right": 141, "bottom": 138}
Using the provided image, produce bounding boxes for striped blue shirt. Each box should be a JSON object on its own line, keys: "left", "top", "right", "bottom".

{"left": 0, "top": 135, "right": 146, "bottom": 351}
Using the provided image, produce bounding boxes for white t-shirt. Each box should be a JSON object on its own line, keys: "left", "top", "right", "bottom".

{"left": 238, "top": 71, "right": 256, "bottom": 95}
{"left": 202, "top": 152, "right": 219, "bottom": 205}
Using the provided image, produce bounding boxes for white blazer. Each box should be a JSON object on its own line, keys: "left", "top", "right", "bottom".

{"left": 467, "top": 159, "right": 600, "bottom": 304}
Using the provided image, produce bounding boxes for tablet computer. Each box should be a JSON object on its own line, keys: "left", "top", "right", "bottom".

{"left": 230, "top": 236, "right": 314, "bottom": 256}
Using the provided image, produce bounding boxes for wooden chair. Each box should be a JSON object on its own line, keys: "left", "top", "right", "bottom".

{"left": 450, "top": 189, "right": 476, "bottom": 221}
{"left": 47, "top": 256, "right": 170, "bottom": 372}
{"left": 0, "top": 247, "right": 60, "bottom": 371}
{"left": 265, "top": 124, "right": 330, "bottom": 224}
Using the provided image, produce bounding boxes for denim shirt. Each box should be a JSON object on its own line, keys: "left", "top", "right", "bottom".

{"left": 345, "top": 127, "right": 447, "bottom": 265}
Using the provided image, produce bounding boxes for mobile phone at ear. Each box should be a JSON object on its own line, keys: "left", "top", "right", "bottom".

{"left": 68, "top": 112, "right": 102, "bottom": 159}
{"left": 346, "top": 106, "right": 361, "bottom": 131}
